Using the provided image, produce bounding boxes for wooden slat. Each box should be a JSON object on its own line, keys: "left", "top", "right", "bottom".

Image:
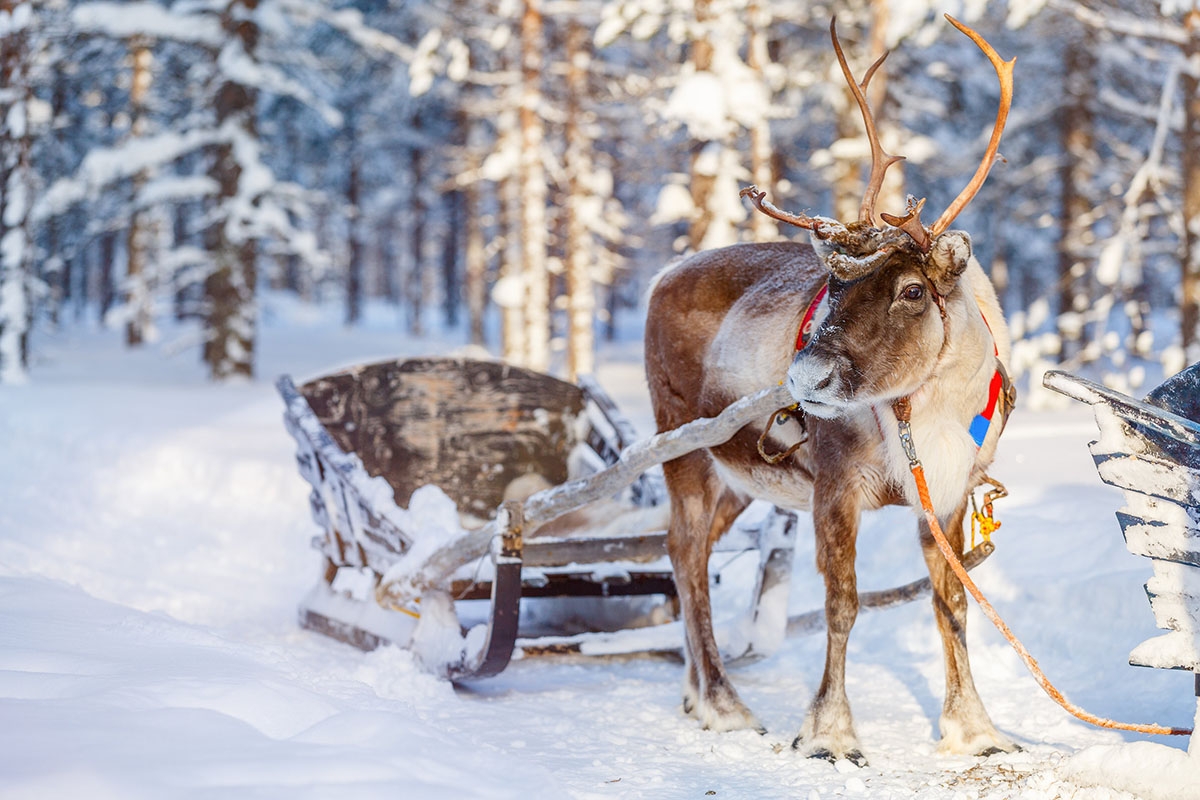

{"left": 1144, "top": 560, "right": 1200, "bottom": 633}
{"left": 1129, "top": 630, "right": 1200, "bottom": 671}
{"left": 1118, "top": 511, "right": 1200, "bottom": 568}
{"left": 1091, "top": 449, "right": 1200, "bottom": 507}
{"left": 523, "top": 533, "right": 667, "bottom": 566}
{"left": 1043, "top": 370, "right": 1200, "bottom": 451}
{"left": 279, "top": 375, "right": 415, "bottom": 567}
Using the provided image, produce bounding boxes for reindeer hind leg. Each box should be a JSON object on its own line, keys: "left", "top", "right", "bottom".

{"left": 664, "top": 454, "right": 759, "bottom": 733}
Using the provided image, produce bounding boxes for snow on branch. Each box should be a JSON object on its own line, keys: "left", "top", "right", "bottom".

{"left": 1096, "top": 55, "right": 1183, "bottom": 289}
{"left": 217, "top": 39, "right": 342, "bottom": 128}
{"left": 322, "top": 6, "right": 414, "bottom": 60}
{"left": 1047, "top": 0, "right": 1188, "bottom": 46}
{"left": 71, "top": 2, "right": 222, "bottom": 46}
{"left": 0, "top": 2, "right": 32, "bottom": 35}
{"left": 33, "top": 127, "right": 226, "bottom": 221}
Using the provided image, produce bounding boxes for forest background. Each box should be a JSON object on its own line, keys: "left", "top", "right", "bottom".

{"left": 2, "top": 0, "right": 1200, "bottom": 399}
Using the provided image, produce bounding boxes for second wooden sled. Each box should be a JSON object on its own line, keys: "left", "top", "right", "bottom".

{"left": 278, "top": 357, "right": 995, "bottom": 681}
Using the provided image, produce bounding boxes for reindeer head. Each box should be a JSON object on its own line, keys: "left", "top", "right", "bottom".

{"left": 743, "top": 15, "right": 1014, "bottom": 419}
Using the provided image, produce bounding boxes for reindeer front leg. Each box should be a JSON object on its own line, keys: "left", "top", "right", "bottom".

{"left": 794, "top": 483, "right": 866, "bottom": 766}
{"left": 919, "top": 498, "right": 1017, "bottom": 756}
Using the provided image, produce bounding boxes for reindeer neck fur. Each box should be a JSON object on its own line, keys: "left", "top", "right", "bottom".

{"left": 874, "top": 258, "right": 1009, "bottom": 521}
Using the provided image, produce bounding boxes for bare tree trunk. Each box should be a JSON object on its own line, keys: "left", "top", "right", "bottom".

{"left": 687, "top": 0, "right": 718, "bottom": 250}
{"left": 836, "top": 8, "right": 903, "bottom": 222}
{"left": 442, "top": 188, "right": 462, "bottom": 328}
{"left": 520, "top": 0, "right": 550, "bottom": 372}
{"left": 203, "top": 0, "right": 259, "bottom": 380}
{"left": 346, "top": 139, "right": 364, "bottom": 325}
{"left": 0, "top": 0, "right": 31, "bottom": 383}
{"left": 407, "top": 145, "right": 426, "bottom": 337}
{"left": 99, "top": 231, "right": 117, "bottom": 323}
{"left": 43, "top": 71, "right": 68, "bottom": 328}
{"left": 1056, "top": 34, "right": 1096, "bottom": 361}
{"left": 498, "top": 170, "right": 525, "bottom": 363}
{"left": 564, "top": 19, "right": 594, "bottom": 380}
{"left": 172, "top": 202, "right": 189, "bottom": 319}
{"left": 867, "top": 0, "right": 903, "bottom": 216}
{"left": 1182, "top": 10, "right": 1200, "bottom": 362}
{"left": 379, "top": 209, "right": 400, "bottom": 305}
{"left": 746, "top": 0, "right": 776, "bottom": 243}
{"left": 464, "top": 163, "right": 487, "bottom": 346}
{"left": 126, "top": 37, "right": 153, "bottom": 346}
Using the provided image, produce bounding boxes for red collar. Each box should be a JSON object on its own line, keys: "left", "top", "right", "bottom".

{"left": 794, "top": 283, "right": 828, "bottom": 352}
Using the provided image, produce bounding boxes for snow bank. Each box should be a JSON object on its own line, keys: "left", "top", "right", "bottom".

{"left": 1059, "top": 740, "right": 1200, "bottom": 800}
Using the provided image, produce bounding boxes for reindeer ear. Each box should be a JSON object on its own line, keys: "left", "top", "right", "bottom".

{"left": 927, "top": 230, "right": 972, "bottom": 295}
{"left": 809, "top": 230, "right": 839, "bottom": 263}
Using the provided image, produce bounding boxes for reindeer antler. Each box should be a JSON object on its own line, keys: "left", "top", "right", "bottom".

{"left": 830, "top": 17, "right": 904, "bottom": 228}
{"left": 880, "top": 196, "right": 929, "bottom": 252}
{"left": 740, "top": 16, "right": 1013, "bottom": 260}
{"left": 928, "top": 14, "right": 1015, "bottom": 239}
{"left": 738, "top": 186, "right": 846, "bottom": 240}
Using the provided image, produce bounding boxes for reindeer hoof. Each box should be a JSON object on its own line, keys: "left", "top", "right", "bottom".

{"left": 806, "top": 747, "right": 835, "bottom": 763}
{"left": 796, "top": 744, "right": 869, "bottom": 768}
{"left": 978, "top": 743, "right": 1022, "bottom": 757}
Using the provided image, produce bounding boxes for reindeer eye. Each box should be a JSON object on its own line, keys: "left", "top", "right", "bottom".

{"left": 902, "top": 283, "right": 925, "bottom": 302}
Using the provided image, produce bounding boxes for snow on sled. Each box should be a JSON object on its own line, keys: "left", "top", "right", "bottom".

{"left": 1046, "top": 363, "right": 1200, "bottom": 685}
{"left": 276, "top": 357, "right": 799, "bottom": 680}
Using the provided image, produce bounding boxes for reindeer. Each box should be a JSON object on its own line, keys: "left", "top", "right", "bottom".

{"left": 645, "top": 16, "right": 1018, "bottom": 765}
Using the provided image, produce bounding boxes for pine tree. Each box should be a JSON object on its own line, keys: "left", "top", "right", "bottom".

{"left": 519, "top": 0, "right": 550, "bottom": 372}
{"left": 202, "top": 0, "right": 260, "bottom": 380}
{"left": 0, "top": 0, "right": 33, "bottom": 384}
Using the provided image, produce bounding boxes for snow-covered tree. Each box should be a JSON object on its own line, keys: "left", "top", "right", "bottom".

{"left": 31, "top": 0, "right": 421, "bottom": 380}
{"left": 0, "top": 0, "right": 34, "bottom": 384}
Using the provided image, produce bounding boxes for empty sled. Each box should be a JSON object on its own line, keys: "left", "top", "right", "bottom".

{"left": 277, "top": 357, "right": 798, "bottom": 680}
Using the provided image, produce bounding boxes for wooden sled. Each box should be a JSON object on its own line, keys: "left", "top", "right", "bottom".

{"left": 278, "top": 357, "right": 799, "bottom": 680}
{"left": 1045, "top": 364, "right": 1200, "bottom": 683}
{"left": 279, "top": 357, "right": 995, "bottom": 681}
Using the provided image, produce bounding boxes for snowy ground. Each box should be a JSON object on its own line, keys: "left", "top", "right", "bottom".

{"left": 2, "top": 298, "right": 1199, "bottom": 799}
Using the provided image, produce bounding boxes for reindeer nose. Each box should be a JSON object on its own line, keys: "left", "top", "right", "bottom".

{"left": 787, "top": 357, "right": 837, "bottom": 401}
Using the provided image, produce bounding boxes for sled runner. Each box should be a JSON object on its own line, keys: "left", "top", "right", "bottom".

{"left": 278, "top": 357, "right": 996, "bottom": 681}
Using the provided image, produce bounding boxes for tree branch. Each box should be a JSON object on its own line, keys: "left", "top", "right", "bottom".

{"left": 1048, "top": 0, "right": 1188, "bottom": 46}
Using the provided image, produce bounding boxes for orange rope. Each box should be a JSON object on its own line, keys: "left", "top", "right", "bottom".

{"left": 909, "top": 462, "right": 1191, "bottom": 736}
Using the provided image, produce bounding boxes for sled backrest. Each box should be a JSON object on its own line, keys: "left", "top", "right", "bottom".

{"left": 299, "top": 358, "right": 586, "bottom": 519}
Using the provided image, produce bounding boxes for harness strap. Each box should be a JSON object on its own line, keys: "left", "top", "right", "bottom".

{"left": 794, "top": 283, "right": 828, "bottom": 351}
{"left": 968, "top": 369, "right": 1004, "bottom": 447}
{"left": 969, "top": 309, "right": 1015, "bottom": 448}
